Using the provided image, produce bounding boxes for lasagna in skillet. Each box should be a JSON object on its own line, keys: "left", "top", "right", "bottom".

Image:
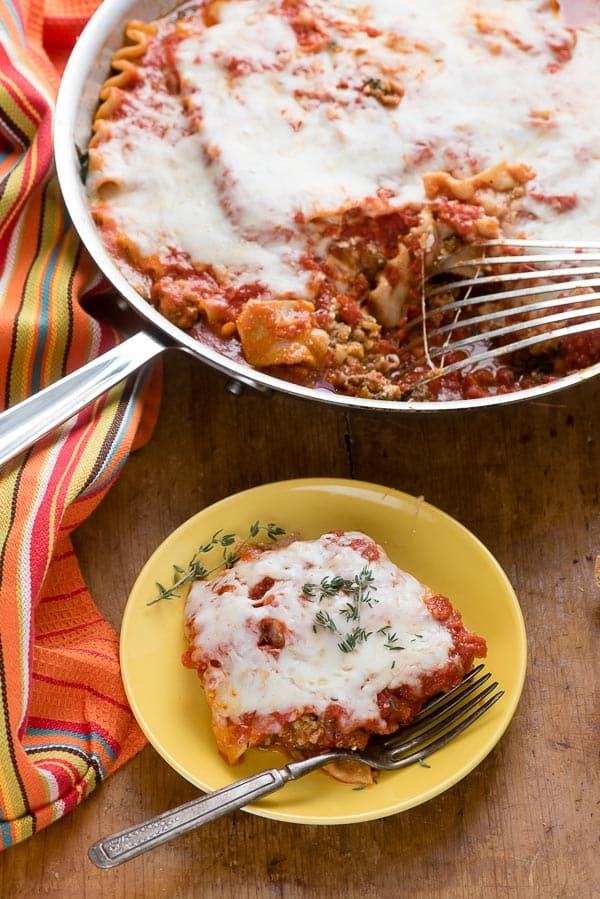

{"left": 182, "top": 531, "right": 487, "bottom": 782}
{"left": 86, "top": 0, "right": 600, "bottom": 401}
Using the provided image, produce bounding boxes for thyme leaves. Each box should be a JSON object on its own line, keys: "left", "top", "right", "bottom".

{"left": 308, "top": 569, "right": 422, "bottom": 656}
{"left": 338, "top": 626, "right": 372, "bottom": 654}
{"left": 148, "top": 520, "right": 286, "bottom": 605}
{"left": 378, "top": 625, "right": 405, "bottom": 653}
{"left": 304, "top": 565, "right": 376, "bottom": 608}
{"left": 314, "top": 609, "right": 338, "bottom": 633}
{"left": 307, "top": 564, "right": 378, "bottom": 653}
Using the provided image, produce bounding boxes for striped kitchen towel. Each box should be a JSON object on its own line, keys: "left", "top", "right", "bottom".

{"left": 0, "top": 0, "right": 159, "bottom": 848}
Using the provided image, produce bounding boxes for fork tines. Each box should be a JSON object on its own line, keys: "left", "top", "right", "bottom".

{"left": 398, "top": 238, "right": 600, "bottom": 391}
{"left": 433, "top": 238, "right": 600, "bottom": 275}
{"left": 385, "top": 666, "right": 504, "bottom": 766}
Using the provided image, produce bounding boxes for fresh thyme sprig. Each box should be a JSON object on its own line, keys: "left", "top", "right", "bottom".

{"left": 308, "top": 571, "right": 423, "bottom": 657}
{"left": 147, "top": 520, "right": 286, "bottom": 605}
{"left": 306, "top": 564, "right": 378, "bottom": 652}
{"left": 314, "top": 609, "right": 339, "bottom": 633}
{"left": 303, "top": 565, "right": 377, "bottom": 609}
{"left": 338, "top": 626, "right": 372, "bottom": 654}
{"left": 302, "top": 575, "right": 351, "bottom": 600}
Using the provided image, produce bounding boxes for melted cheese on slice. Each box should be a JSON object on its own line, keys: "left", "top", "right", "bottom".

{"left": 185, "top": 532, "right": 457, "bottom": 730}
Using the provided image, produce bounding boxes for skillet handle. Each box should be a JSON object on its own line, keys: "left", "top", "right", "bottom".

{"left": 0, "top": 330, "right": 167, "bottom": 469}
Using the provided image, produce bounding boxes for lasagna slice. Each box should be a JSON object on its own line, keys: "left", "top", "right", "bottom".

{"left": 183, "top": 531, "right": 486, "bottom": 783}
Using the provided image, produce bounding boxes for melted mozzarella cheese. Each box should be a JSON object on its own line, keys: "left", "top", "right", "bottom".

{"left": 185, "top": 532, "right": 455, "bottom": 728}
{"left": 88, "top": 0, "right": 600, "bottom": 300}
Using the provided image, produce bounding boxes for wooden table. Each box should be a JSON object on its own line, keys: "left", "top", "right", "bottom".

{"left": 1, "top": 350, "right": 598, "bottom": 898}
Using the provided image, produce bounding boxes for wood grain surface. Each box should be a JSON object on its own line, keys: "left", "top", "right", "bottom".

{"left": 1, "top": 350, "right": 598, "bottom": 898}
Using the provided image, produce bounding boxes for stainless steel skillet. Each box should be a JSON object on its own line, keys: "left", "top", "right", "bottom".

{"left": 1, "top": 0, "right": 598, "bottom": 468}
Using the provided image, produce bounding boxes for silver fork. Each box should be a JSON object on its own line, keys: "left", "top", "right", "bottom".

{"left": 399, "top": 239, "right": 600, "bottom": 390}
{"left": 88, "top": 665, "right": 502, "bottom": 868}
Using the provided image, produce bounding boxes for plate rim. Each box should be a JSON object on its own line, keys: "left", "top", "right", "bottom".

{"left": 120, "top": 477, "right": 527, "bottom": 825}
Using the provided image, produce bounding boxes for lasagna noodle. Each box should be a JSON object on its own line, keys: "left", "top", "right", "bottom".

{"left": 90, "top": 21, "right": 158, "bottom": 136}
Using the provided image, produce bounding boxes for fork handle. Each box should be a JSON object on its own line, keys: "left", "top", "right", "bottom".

{"left": 88, "top": 754, "right": 337, "bottom": 868}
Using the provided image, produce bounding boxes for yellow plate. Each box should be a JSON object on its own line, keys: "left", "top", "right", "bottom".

{"left": 120, "top": 478, "right": 527, "bottom": 825}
